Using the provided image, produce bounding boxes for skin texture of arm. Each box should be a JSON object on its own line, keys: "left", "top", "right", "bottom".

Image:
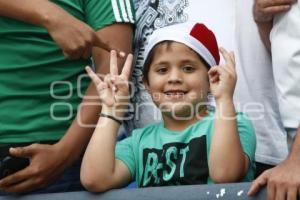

{"left": 0, "top": 0, "right": 55, "bottom": 25}
{"left": 80, "top": 111, "right": 132, "bottom": 193}
{"left": 255, "top": 22, "right": 272, "bottom": 52}
{"left": 0, "top": 0, "right": 115, "bottom": 59}
{"left": 81, "top": 51, "right": 133, "bottom": 192}
{"left": 248, "top": 126, "right": 300, "bottom": 200}
{"left": 0, "top": 23, "right": 133, "bottom": 194}
{"left": 208, "top": 48, "right": 249, "bottom": 183}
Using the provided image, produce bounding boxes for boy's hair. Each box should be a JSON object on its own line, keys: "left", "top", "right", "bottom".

{"left": 142, "top": 22, "right": 219, "bottom": 81}
{"left": 143, "top": 41, "right": 211, "bottom": 83}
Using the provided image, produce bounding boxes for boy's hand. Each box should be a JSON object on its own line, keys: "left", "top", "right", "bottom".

{"left": 253, "top": 0, "right": 295, "bottom": 23}
{"left": 208, "top": 48, "right": 236, "bottom": 102}
{"left": 86, "top": 50, "right": 133, "bottom": 116}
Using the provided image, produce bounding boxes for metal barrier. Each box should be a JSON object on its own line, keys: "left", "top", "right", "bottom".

{"left": 0, "top": 182, "right": 297, "bottom": 200}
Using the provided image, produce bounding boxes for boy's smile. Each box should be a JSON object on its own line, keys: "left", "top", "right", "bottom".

{"left": 144, "top": 41, "right": 210, "bottom": 121}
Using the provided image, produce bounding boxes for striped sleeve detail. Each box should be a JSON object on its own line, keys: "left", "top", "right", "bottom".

{"left": 125, "top": 0, "right": 134, "bottom": 23}
{"left": 111, "top": 0, "right": 122, "bottom": 22}
{"left": 111, "top": 0, "right": 135, "bottom": 23}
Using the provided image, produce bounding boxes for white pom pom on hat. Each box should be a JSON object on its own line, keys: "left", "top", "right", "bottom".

{"left": 143, "top": 22, "right": 220, "bottom": 67}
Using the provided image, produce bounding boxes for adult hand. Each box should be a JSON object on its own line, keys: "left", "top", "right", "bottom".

{"left": 44, "top": 8, "right": 116, "bottom": 60}
{"left": 253, "top": 0, "right": 295, "bottom": 23}
{"left": 248, "top": 157, "right": 300, "bottom": 200}
{"left": 85, "top": 50, "right": 133, "bottom": 116}
{"left": 208, "top": 47, "right": 236, "bottom": 102}
{"left": 0, "top": 143, "right": 71, "bottom": 194}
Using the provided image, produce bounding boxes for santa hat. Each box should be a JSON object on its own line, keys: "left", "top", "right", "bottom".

{"left": 143, "top": 22, "right": 220, "bottom": 67}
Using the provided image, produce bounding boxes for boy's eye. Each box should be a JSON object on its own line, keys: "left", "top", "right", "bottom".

{"left": 182, "top": 65, "right": 195, "bottom": 73}
{"left": 156, "top": 67, "right": 168, "bottom": 74}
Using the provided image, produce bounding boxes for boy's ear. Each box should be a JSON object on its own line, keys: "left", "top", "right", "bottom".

{"left": 207, "top": 78, "right": 211, "bottom": 90}
{"left": 142, "top": 75, "right": 150, "bottom": 91}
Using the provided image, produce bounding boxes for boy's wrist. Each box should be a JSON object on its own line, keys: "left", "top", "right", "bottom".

{"left": 101, "top": 106, "right": 126, "bottom": 119}
{"left": 215, "top": 96, "right": 233, "bottom": 105}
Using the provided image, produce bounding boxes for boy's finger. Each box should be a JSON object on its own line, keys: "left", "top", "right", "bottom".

{"left": 110, "top": 50, "right": 119, "bottom": 76}
{"left": 220, "top": 47, "right": 234, "bottom": 66}
{"left": 101, "top": 84, "right": 114, "bottom": 107}
{"left": 104, "top": 74, "right": 114, "bottom": 90}
{"left": 85, "top": 66, "right": 102, "bottom": 85}
{"left": 230, "top": 52, "right": 236, "bottom": 66}
{"left": 208, "top": 66, "right": 219, "bottom": 76}
{"left": 121, "top": 54, "right": 133, "bottom": 81}
{"left": 219, "top": 48, "right": 235, "bottom": 74}
{"left": 208, "top": 66, "right": 226, "bottom": 83}
{"left": 225, "top": 51, "right": 236, "bottom": 73}
{"left": 208, "top": 66, "right": 226, "bottom": 77}
{"left": 114, "top": 77, "right": 130, "bottom": 98}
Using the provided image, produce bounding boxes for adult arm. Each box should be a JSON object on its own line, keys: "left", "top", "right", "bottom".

{"left": 248, "top": 125, "right": 300, "bottom": 200}
{"left": 253, "top": 0, "right": 295, "bottom": 52}
{"left": 81, "top": 51, "right": 134, "bottom": 192}
{"left": 255, "top": 22, "right": 272, "bottom": 52}
{"left": 0, "top": 23, "right": 133, "bottom": 194}
{"left": 0, "top": 0, "right": 114, "bottom": 59}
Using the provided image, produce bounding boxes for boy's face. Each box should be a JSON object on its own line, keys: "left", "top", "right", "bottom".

{"left": 144, "top": 42, "right": 209, "bottom": 119}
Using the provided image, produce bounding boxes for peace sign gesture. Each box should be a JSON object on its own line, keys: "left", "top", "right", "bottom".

{"left": 86, "top": 50, "right": 133, "bottom": 114}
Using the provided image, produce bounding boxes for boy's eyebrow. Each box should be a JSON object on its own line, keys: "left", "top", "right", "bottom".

{"left": 180, "top": 59, "right": 198, "bottom": 64}
{"left": 153, "top": 59, "right": 197, "bottom": 65}
{"left": 151, "top": 61, "right": 169, "bottom": 66}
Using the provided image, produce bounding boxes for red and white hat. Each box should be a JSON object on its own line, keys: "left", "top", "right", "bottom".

{"left": 144, "top": 22, "right": 220, "bottom": 67}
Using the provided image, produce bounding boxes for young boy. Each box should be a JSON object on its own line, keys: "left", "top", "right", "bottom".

{"left": 81, "top": 22, "right": 256, "bottom": 192}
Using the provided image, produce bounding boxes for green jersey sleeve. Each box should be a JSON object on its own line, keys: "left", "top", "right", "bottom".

{"left": 115, "top": 135, "right": 136, "bottom": 180}
{"left": 84, "top": 0, "right": 135, "bottom": 30}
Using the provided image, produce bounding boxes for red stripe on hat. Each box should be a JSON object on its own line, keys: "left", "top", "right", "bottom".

{"left": 190, "top": 23, "right": 220, "bottom": 65}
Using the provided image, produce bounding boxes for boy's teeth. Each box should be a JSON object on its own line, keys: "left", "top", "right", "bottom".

{"left": 166, "top": 92, "right": 185, "bottom": 95}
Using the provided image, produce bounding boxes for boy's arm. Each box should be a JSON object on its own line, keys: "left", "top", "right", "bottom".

{"left": 80, "top": 110, "right": 132, "bottom": 192}
{"left": 81, "top": 51, "right": 134, "bottom": 192}
{"left": 0, "top": 24, "right": 133, "bottom": 193}
{"left": 209, "top": 99, "right": 249, "bottom": 183}
{"left": 248, "top": 125, "right": 300, "bottom": 200}
{"left": 208, "top": 48, "right": 248, "bottom": 183}
{"left": 253, "top": 0, "right": 295, "bottom": 52}
{"left": 0, "top": 0, "right": 113, "bottom": 59}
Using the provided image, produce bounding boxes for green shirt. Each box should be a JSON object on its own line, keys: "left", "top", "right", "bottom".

{"left": 0, "top": 0, "right": 135, "bottom": 143}
{"left": 116, "top": 112, "right": 256, "bottom": 187}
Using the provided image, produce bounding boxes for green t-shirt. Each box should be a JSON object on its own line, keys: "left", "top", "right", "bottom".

{"left": 0, "top": 0, "right": 135, "bottom": 143}
{"left": 116, "top": 112, "right": 256, "bottom": 187}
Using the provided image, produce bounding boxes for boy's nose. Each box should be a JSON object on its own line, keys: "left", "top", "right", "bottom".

{"left": 167, "top": 69, "right": 183, "bottom": 84}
